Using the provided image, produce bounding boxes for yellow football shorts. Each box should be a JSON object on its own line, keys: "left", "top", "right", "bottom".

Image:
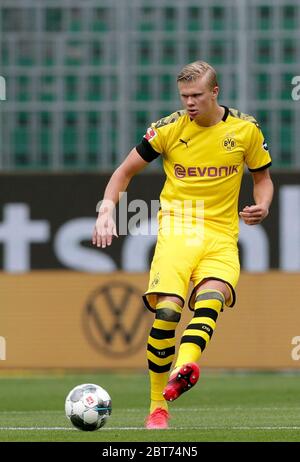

{"left": 143, "top": 215, "right": 240, "bottom": 313}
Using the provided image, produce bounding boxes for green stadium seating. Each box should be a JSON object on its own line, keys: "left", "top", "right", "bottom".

{"left": 1, "top": 1, "right": 299, "bottom": 170}
{"left": 211, "top": 7, "right": 225, "bottom": 30}
{"left": 282, "top": 5, "right": 297, "bottom": 29}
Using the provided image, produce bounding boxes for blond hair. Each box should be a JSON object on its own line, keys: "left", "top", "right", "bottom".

{"left": 177, "top": 61, "right": 218, "bottom": 89}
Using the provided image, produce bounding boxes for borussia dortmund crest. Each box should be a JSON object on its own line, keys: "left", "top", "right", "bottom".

{"left": 222, "top": 135, "right": 236, "bottom": 151}
{"left": 150, "top": 272, "right": 160, "bottom": 289}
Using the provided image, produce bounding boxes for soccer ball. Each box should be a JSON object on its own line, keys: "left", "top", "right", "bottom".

{"left": 65, "top": 383, "right": 112, "bottom": 431}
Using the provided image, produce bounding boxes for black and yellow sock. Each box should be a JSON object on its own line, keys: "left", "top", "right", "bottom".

{"left": 175, "top": 289, "right": 225, "bottom": 368}
{"left": 147, "top": 300, "right": 182, "bottom": 411}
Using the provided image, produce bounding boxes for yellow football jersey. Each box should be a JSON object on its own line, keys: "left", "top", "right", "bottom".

{"left": 136, "top": 106, "right": 272, "bottom": 241}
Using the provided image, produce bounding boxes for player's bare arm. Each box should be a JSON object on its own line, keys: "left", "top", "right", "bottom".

{"left": 239, "top": 168, "right": 274, "bottom": 225}
{"left": 92, "top": 148, "right": 148, "bottom": 248}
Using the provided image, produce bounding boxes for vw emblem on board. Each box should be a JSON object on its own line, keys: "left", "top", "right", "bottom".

{"left": 83, "top": 281, "right": 152, "bottom": 357}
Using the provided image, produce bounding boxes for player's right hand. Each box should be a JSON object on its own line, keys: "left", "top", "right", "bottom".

{"left": 92, "top": 208, "right": 118, "bottom": 248}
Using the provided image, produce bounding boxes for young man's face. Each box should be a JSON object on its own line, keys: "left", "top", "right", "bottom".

{"left": 178, "top": 76, "right": 219, "bottom": 119}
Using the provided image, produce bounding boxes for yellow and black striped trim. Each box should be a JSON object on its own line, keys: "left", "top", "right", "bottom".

{"left": 188, "top": 278, "right": 236, "bottom": 310}
{"left": 148, "top": 359, "right": 173, "bottom": 373}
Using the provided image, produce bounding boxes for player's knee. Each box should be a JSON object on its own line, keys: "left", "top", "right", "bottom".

{"left": 155, "top": 307, "right": 181, "bottom": 323}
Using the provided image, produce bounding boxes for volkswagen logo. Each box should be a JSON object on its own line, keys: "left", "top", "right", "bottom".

{"left": 83, "top": 281, "right": 152, "bottom": 357}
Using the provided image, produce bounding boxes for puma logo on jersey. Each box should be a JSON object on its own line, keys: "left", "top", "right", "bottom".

{"left": 179, "top": 138, "right": 190, "bottom": 148}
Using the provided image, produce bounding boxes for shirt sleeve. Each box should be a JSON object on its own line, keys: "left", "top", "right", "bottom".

{"left": 245, "top": 123, "right": 272, "bottom": 172}
{"left": 135, "top": 125, "right": 164, "bottom": 163}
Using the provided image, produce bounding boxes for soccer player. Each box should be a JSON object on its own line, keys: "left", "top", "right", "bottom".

{"left": 92, "top": 61, "right": 274, "bottom": 429}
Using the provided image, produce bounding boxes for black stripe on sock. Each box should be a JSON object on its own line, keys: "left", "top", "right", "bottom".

{"left": 180, "top": 335, "right": 207, "bottom": 351}
{"left": 186, "top": 323, "right": 213, "bottom": 338}
{"left": 156, "top": 308, "right": 181, "bottom": 322}
{"left": 147, "top": 343, "right": 175, "bottom": 359}
{"left": 195, "top": 291, "right": 224, "bottom": 304}
{"left": 150, "top": 327, "right": 175, "bottom": 340}
{"left": 194, "top": 308, "right": 219, "bottom": 322}
{"left": 148, "top": 359, "right": 173, "bottom": 373}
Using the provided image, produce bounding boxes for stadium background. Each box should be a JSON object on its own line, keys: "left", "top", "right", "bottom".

{"left": 0, "top": 1, "right": 300, "bottom": 372}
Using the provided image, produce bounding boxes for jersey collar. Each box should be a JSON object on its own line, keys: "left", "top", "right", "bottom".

{"left": 221, "top": 105, "right": 229, "bottom": 122}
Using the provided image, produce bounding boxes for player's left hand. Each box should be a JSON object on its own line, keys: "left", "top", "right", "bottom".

{"left": 239, "top": 204, "right": 269, "bottom": 225}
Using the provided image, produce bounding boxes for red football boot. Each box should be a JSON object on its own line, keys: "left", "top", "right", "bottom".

{"left": 163, "top": 363, "right": 200, "bottom": 402}
{"left": 145, "top": 407, "right": 170, "bottom": 429}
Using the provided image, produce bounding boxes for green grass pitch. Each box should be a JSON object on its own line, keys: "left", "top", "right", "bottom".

{"left": 0, "top": 371, "right": 300, "bottom": 442}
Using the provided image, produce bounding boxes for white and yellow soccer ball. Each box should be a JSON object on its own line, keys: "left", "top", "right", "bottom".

{"left": 65, "top": 383, "right": 112, "bottom": 431}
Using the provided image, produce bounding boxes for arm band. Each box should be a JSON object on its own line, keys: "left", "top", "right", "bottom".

{"left": 135, "top": 139, "right": 161, "bottom": 162}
